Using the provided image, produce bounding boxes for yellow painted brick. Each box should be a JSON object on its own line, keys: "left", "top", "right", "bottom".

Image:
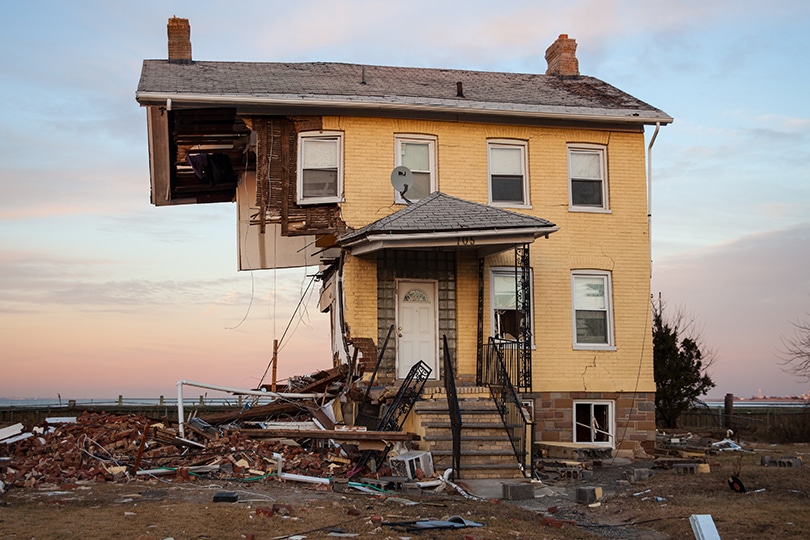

{"left": 325, "top": 116, "right": 653, "bottom": 392}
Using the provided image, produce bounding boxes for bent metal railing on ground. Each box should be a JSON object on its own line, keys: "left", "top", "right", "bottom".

{"left": 442, "top": 334, "right": 462, "bottom": 479}
{"left": 484, "top": 337, "right": 534, "bottom": 478}
{"left": 348, "top": 360, "right": 432, "bottom": 477}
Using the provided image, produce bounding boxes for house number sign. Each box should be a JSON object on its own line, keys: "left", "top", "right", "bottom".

{"left": 457, "top": 237, "right": 476, "bottom": 246}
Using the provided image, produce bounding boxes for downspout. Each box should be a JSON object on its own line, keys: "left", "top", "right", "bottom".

{"left": 647, "top": 122, "right": 660, "bottom": 278}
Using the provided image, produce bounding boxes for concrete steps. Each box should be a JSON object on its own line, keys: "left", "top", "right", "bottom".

{"left": 414, "top": 397, "right": 525, "bottom": 479}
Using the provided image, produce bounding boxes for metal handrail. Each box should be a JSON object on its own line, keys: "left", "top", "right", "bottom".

{"left": 484, "top": 337, "right": 534, "bottom": 477}
{"left": 442, "top": 334, "right": 462, "bottom": 479}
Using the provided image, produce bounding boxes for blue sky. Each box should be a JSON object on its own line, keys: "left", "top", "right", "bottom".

{"left": 1, "top": 0, "right": 809, "bottom": 399}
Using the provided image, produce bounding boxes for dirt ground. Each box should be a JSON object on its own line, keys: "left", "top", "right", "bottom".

{"left": 1, "top": 440, "right": 809, "bottom": 540}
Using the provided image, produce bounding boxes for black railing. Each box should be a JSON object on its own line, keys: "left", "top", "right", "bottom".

{"left": 348, "top": 360, "right": 432, "bottom": 477}
{"left": 442, "top": 335, "right": 462, "bottom": 479}
{"left": 483, "top": 337, "right": 534, "bottom": 478}
{"left": 482, "top": 338, "right": 530, "bottom": 392}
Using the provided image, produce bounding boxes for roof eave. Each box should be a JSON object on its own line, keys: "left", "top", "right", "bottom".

{"left": 135, "top": 91, "right": 674, "bottom": 125}
{"left": 342, "top": 226, "right": 560, "bottom": 256}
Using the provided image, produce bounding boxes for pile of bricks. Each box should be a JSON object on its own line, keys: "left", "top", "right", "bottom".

{"left": 0, "top": 411, "right": 350, "bottom": 489}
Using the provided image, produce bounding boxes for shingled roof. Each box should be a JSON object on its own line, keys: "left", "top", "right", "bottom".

{"left": 136, "top": 60, "right": 672, "bottom": 125}
{"left": 338, "top": 192, "right": 558, "bottom": 256}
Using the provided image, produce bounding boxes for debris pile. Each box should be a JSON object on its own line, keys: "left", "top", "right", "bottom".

{"left": 0, "top": 411, "right": 353, "bottom": 489}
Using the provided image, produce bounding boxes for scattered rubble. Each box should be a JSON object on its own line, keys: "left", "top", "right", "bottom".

{"left": 0, "top": 411, "right": 358, "bottom": 489}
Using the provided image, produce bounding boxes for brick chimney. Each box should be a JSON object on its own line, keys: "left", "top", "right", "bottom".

{"left": 167, "top": 17, "right": 192, "bottom": 63}
{"left": 545, "top": 34, "right": 579, "bottom": 77}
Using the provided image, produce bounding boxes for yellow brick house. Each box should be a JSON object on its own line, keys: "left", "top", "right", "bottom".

{"left": 137, "top": 18, "right": 672, "bottom": 478}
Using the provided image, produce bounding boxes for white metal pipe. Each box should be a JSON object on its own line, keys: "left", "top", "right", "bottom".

{"left": 647, "top": 122, "right": 661, "bottom": 277}
{"left": 177, "top": 379, "right": 325, "bottom": 399}
{"left": 279, "top": 472, "right": 331, "bottom": 485}
{"left": 175, "top": 379, "right": 329, "bottom": 437}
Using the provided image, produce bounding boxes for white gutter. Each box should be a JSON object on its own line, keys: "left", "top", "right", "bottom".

{"left": 175, "top": 379, "right": 327, "bottom": 437}
{"left": 647, "top": 122, "right": 661, "bottom": 277}
{"left": 136, "top": 91, "right": 673, "bottom": 125}
{"left": 343, "top": 226, "right": 560, "bottom": 257}
{"left": 343, "top": 226, "right": 560, "bottom": 248}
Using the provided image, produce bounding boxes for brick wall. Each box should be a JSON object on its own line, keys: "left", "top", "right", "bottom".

{"left": 532, "top": 391, "right": 656, "bottom": 453}
{"left": 167, "top": 17, "right": 191, "bottom": 63}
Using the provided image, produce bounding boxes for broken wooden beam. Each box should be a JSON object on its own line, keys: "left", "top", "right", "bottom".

{"left": 236, "top": 428, "right": 419, "bottom": 441}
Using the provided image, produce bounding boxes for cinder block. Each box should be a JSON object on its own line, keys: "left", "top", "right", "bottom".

{"left": 502, "top": 482, "right": 534, "bottom": 500}
{"left": 625, "top": 468, "right": 652, "bottom": 483}
{"left": 575, "top": 486, "right": 603, "bottom": 505}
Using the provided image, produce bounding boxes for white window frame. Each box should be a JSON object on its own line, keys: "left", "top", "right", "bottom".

{"left": 297, "top": 131, "right": 343, "bottom": 205}
{"left": 571, "top": 270, "right": 615, "bottom": 349}
{"left": 567, "top": 144, "right": 609, "bottom": 212}
{"left": 488, "top": 139, "right": 530, "bottom": 207}
{"left": 489, "top": 267, "right": 535, "bottom": 346}
{"left": 573, "top": 400, "right": 615, "bottom": 447}
{"left": 394, "top": 134, "right": 437, "bottom": 204}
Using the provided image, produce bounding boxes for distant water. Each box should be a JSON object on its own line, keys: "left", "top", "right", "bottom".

{"left": 0, "top": 398, "right": 123, "bottom": 408}
{"left": 0, "top": 396, "right": 263, "bottom": 408}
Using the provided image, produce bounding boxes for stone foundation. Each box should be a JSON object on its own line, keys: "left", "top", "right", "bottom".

{"left": 529, "top": 391, "right": 656, "bottom": 458}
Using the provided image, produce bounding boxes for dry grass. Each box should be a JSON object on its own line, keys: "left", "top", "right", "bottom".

{"left": 592, "top": 441, "right": 810, "bottom": 539}
{"left": 1, "top": 440, "right": 808, "bottom": 539}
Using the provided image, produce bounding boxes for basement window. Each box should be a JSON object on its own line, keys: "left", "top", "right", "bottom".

{"left": 573, "top": 400, "right": 614, "bottom": 446}
{"left": 297, "top": 131, "right": 343, "bottom": 204}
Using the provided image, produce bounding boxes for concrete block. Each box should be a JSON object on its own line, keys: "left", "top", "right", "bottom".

{"left": 673, "top": 463, "right": 697, "bottom": 475}
{"left": 777, "top": 457, "right": 802, "bottom": 468}
{"left": 575, "top": 486, "right": 603, "bottom": 505}
{"left": 625, "top": 468, "right": 652, "bottom": 483}
{"left": 502, "top": 482, "right": 534, "bottom": 500}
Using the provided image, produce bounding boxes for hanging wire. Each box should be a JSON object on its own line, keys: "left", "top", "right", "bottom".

{"left": 257, "top": 273, "right": 318, "bottom": 388}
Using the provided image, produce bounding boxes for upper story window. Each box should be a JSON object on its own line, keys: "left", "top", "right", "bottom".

{"left": 297, "top": 131, "right": 343, "bottom": 205}
{"left": 488, "top": 140, "right": 529, "bottom": 207}
{"left": 568, "top": 144, "right": 608, "bottom": 211}
{"left": 395, "top": 135, "right": 436, "bottom": 203}
{"left": 571, "top": 270, "right": 614, "bottom": 349}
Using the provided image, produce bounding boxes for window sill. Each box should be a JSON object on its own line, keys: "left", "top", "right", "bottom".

{"left": 568, "top": 206, "right": 612, "bottom": 214}
{"left": 296, "top": 197, "right": 343, "bottom": 206}
{"left": 490, "top": 202, "right": 533, "bottom": 210}
{"left": 573, "top": 441, "right": 614, "bottom": 448}
{"left": 573, "top": 344, "right": 617, "bottom": 351}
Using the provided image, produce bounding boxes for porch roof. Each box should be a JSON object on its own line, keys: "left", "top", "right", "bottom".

{"left": 338, "top": 192, "right": 559, "bottom": 257}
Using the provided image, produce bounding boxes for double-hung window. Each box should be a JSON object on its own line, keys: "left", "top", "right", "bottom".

{"left": 571, "top": 270, "right": 614, "bottom": 348}
{"left": 490, "top": 267, "right": 533, "bottom": 343}
{"left": 297, "top": 131, "right": 343, "bottom": 204}
{"left": 568, "top": 144, "right": 608, "bottom": 210}
{"left": 488, "top": 140, "right": 528, "bottom": 206}
{"left": 394, "top": 135, "right": 436, "bottom": 203}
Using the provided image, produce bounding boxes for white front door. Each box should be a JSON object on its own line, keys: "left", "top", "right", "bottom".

{"left": 396, "top": 280, "right": 438, "bottom": 379}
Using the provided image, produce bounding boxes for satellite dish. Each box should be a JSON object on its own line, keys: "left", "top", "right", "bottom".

{"left": 390, "top": 166, "right": 413, "bottom": 195}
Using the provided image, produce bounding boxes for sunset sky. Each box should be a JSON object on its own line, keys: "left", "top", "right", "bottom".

{"left": 1, "top": 1, "right": 809, "bottom": 400}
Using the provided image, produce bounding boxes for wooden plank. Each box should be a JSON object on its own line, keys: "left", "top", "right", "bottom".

{"left": 147, "top": 106, "right": 171, "bottom": 206}
{"left": 237, "top": 428, "right": 419, "bottom": 441}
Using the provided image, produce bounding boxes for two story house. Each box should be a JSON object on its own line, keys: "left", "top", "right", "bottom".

{"left": 137, "top": 18, "right": 672, "bottom": 478}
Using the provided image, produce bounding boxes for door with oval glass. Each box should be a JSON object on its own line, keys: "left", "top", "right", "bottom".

{"left": 396, "top": 280, "right": 438, "bottom": 379}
